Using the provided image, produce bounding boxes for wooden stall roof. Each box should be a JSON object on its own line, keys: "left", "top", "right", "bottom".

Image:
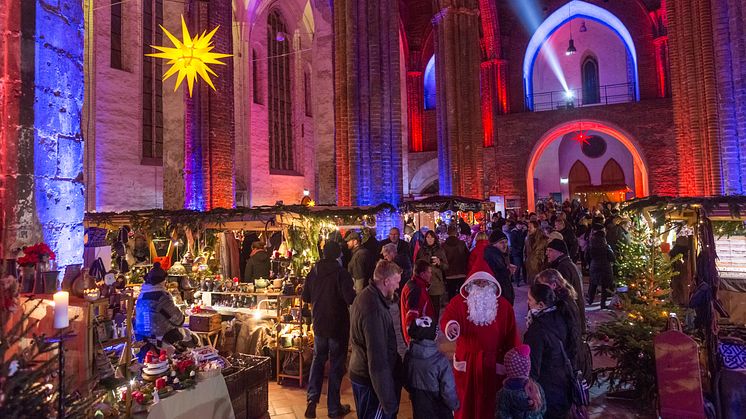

{"left": 401, "top": 195, "right": 492, "bottom": 213}
{"left": 623, "top": 195, "right": 746, "bottom": 220}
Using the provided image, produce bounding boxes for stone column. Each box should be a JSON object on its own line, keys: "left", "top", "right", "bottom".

{"left": 406, "top": 51, "right": 425, "bottom": 152}
{"left": 667, "top": 0, "right": 722, "bottom": 195}
{"left": 711, "top": 0, "right": 746, "bottom": 194}
{"left": 333, "top": 0, "right": 403, "bottom": 208}
{"left": 479, "top": 0, "right": 509, "bottom": 149}
{"left": 0, "top": 0, "right": 85, "bottom": 278}
{"left": 184, "top": 0, "right": 235, "bottom": 210}
{"left": 433, "top": 0, "right": 484, "bottom": 198}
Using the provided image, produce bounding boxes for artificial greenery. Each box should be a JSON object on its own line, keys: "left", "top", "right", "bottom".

{"left": 0, "top": 297, "right": 100, "bottom": 418}
{"left": 591, "top": 216, "right": 683, "bottom": 406}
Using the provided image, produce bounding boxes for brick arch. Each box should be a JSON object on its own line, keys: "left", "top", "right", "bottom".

{"left": 526, "top": 119, "right": 649, "bottom": 210}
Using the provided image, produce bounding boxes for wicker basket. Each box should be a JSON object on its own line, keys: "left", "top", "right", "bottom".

{"left": 224, "top": 354, "right": 271, "bottom": 419}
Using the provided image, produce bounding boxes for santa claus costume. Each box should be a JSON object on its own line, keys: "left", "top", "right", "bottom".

{"left": 440, "top": 271, "right": 521, "bottom": 419}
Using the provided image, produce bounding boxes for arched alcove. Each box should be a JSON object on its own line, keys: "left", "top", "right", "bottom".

{"left": 568, "top": 160, "right": 591, "bottom": 197}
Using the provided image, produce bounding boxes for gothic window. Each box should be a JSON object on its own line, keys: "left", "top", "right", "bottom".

{"left": 142, "top": 0, "right": 163, "bottom": 162}
{"left": 267, "top": 10, "right": 294, "bottom": 172}
{"left": 582, "top": 57, "right": 600, "bottom": 105}
{"left": 424, "top": 55, "right": 436, "bottom": 110}
{"left": 111, "top": 0, "right": 123, "bottom": 69}
{"left": 252, "top": 49, "right": 263, "bottom": 104}
{"left": 568, "top": 160, "right": 591, "bottom": 197}
{"left": 601, "top": 159, "right": 625, "bottom": 185}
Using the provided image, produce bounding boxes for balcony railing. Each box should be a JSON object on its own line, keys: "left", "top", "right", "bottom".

{"left": 526, "top": 82, "right": 636, "bottom": 112}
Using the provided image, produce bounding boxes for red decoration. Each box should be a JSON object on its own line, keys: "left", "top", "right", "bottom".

{"left": 16, "top": 242, "right": 55, "bottom": 267}
{"left": 155, "top": 377, "right": 166, "bottom": 390}
{"left": 573, "top": 131, "right": 590, "bottom": 146}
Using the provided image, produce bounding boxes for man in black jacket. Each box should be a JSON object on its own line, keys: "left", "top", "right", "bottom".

{"left": 349, "top": 260, "right": 403, "bottom": 419}
{"left": 483, "top": 230, "right": 516, "bottom": 305}
{"left": 554, "top": 218, "right": 579, "bottom": 262}
{"left": 546, "top": 239, "right": 586, "bottom": 332}
{"left": 379, "top": 227, "right": 409, "bottom": 257}
{"left": 302, "top": 242, "right": 356, "bottom": 418}
{"left": 346, "top": 231, "right": 372, "bottom": 293}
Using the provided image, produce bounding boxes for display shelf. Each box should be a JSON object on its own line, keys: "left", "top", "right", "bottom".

{"left": 99, "top": 336, "right": 128, "bottom": 347}
{"left": 275, "top": 293, "right": 308, "bottom": 386}
{"left": 277, "top": 347, "right": 304, "bottom": 353}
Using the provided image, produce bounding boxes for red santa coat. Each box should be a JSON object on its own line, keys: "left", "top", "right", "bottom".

{"left": 400, "top": 275, "right": 435, "bottom": 344}
{"left": 440, "top": 294, "right": 521, "bottom": 419}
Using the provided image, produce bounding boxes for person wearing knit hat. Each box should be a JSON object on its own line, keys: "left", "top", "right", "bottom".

{"left": 497, "top": 345, "right": 546, "bottom": 418}
{"left": 404, "top": 316, "right": 459, "bottom": 419}
{"left": 546, "top": 239, "right": 568, "bottom": 255}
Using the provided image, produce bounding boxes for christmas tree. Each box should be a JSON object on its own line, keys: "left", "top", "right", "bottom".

{"left": 590, "top": 217, "right": 683, "bottom": 405}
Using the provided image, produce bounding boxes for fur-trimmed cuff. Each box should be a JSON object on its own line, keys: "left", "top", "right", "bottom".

{"left": 444, "top": 320, "right": 460, "bottom": 341}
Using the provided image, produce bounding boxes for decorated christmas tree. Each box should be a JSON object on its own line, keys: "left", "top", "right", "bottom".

{"left": 591, "top": 216, "right": 683, "bottom": 405}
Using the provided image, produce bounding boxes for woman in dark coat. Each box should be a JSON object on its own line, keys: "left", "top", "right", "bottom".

{"left": 585, "top": 225, "right": 616, "bottom": 309}
{"left": 524, "top": 283, "right": 576, "bottom": 419}
{"left": 244, "top": 241, "right": 270, "bottom": 283}
{"left": 416, "top": 230, "right": 448, "bottom": 319}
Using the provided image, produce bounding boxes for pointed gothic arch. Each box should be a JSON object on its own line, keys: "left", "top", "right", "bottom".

{"left": 568, "top": 160, "right": 591, "bottom": 197}
{"left": 601, "top": 158, "right": 625, "bottom": 184}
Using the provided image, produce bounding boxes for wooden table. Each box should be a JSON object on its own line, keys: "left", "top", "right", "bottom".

{"left": 192, "top": 329, "right": 222, "bottom": 348}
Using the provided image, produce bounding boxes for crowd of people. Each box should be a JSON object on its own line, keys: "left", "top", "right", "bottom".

{"left": 299, "top": 199, "right": 630, "bottom": 419}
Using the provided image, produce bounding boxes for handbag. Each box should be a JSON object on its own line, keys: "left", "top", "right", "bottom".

{"left": 557, "top": 338, "right": 591, "bottom": 407}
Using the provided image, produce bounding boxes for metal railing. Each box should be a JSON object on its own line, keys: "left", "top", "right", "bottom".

{"left": 526, "top": 82, "right": 636, "bottom": 112}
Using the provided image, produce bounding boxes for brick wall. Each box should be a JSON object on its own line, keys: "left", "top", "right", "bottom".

{"left": 482, "top": 99, "right": 676, "bottom": 207}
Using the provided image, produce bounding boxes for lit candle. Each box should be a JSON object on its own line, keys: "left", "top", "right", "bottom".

{"left": 53, "top": 291, "right": 69, "bottom": 329}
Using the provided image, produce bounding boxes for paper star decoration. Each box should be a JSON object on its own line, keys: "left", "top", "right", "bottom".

{"left": 146, "top": 15, "right": 232, "bottom": 97}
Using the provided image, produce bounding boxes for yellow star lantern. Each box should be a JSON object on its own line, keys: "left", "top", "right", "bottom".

{"left": 146, "top": 15, "right": 232, "bottom": 97}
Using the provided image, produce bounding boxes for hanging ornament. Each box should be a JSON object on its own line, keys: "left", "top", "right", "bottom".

{"left": 573, "top": 130, "right": 590, "bottom": 146}
{"left": 145, "top": 15, "right": 233, "bottom": 97}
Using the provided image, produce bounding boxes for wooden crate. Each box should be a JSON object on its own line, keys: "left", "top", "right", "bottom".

{"left": 188, "top": 312, "right": 221, "bottom": 332}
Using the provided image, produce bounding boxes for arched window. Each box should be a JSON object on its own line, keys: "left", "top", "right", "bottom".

{"left": 601, "top": 158, "right": 625, "bottom": 185}
{"left": 267, "top": 10, "right": 294, "bottom": 172}
{"left": 582, "top": 57, "right": 600, "bottom": 105}
{"left": 568, "top": 160, "right": 591, "bottom": 197}
{"left": 424, "top": 55, "right": 436, "bottom": 110}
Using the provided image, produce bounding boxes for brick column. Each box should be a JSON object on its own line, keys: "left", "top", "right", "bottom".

{"left": 711, "top": 0, "right": 746, "bottom": 194}
{"left": 667, "top": 0, "right": 722, "bottom": 195}
{"left": 1, "top": 0, "right": 85, "bottom": 278}
{"left": 184, "top": 0, "right": 235, "bottom": 210}
{"left": 406, "top": 50, "right": 424, "bottom": 152}
{"left": 333, "top": 0, "right": 403, "bottom": 207}
{"left": 433, "top": 0, "right": 484, "bottom": 198}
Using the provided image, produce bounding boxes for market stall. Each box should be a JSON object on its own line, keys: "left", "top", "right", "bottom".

{"left": 619, "top": 196, "right": 746, "bottom": 418}
{"left": 400, "top": 195, "right": 493, "bottom": 240}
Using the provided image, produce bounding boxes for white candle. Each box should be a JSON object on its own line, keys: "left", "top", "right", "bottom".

{"left": 53, "top": 291, "right": 69, "bottom": 329}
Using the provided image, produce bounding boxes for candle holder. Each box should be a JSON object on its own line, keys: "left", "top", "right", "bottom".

{"left": 46, "top": 332, "right": 77, "bottom": 419}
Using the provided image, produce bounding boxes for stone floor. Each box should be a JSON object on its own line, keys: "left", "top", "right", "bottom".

{"left": 266, "top": 279, "right": 655, "bottom": 418}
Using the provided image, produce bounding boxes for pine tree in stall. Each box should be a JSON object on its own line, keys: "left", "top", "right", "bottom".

{"left": 590, "top": 218, "right": 684, "bottom": 405}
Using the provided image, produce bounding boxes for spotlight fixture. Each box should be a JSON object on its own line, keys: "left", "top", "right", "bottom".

{"left": 579, "top": 21, "right": 588, "bottom": 32}
{"left": 566, "top": 38, "right": 577, "bottom": 56}
{"left": 564, "top": 90, "right": 575, "bottom": 99}
{"left": 275, "top": 31, "right": 286, "bottom": 42}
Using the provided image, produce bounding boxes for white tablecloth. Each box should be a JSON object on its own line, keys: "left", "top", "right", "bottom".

{"left": 143, "top": 375, "right": 235, "bottom": 419}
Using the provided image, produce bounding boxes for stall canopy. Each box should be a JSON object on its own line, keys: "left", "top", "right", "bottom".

{"left": 400, "top": 195, "right": 490, "bottom": 213}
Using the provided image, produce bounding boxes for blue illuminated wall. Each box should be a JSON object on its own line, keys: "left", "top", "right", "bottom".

{"left": 33, "top": 0, "right": 86, "bottom": 278}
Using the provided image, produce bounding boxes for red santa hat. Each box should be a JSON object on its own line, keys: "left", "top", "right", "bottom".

{"left": 459, "top": 270, "right": 502, "bottom": 299}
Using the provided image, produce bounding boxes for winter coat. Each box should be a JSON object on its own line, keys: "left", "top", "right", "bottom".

{"left": 381, "top": 238, "right": 410, "bottom": 257}
{"left": 523, "top": 308, "right": 574, "bottom": 418}
{"left": 442, "top": 236, "right": 470, "bottom": 279}
{"left": 549, "top": 254, "right": 586, "bottom": 333}
{"left": 244, "top": 249, "right": 270, "bottom": 283}
{"left": 348, "top": 246, "right": 373, "bottom": 284}
{"left": 559, "top": 227, "right": 579, "bottom": 261}
{"left": 394, "top": 253, "right": 413, "bottom": 289}
{"left": 509, "top": 228, "right": 527, "bottom": 258}
{"left": 134, "top": 283, "right": 184, "bottom": 340}
{"left": 302, "top": 258, "right": 356, "bottom": 339}
{"left": 416, "top": 244, "right": 449, "bottom": 296}
{"left": 586, "top": 232, "right": 615, "bottom": 287}
{"left": 524, "top": 232, "right": 547, "bottom": 284}
{"left": 404, "top": 339, "right": 460, "bottom": 418}
{"left": 349, "top": 284, "right": 403, "bottom": 416}
{"left": 484, "top": 245, "right": 515, "bottom": 305}
{"left": 400, "top": 275, "right": 435, "bottom": 344}
{"left": 496, "top": 377, "right": 547, "bottom": 419}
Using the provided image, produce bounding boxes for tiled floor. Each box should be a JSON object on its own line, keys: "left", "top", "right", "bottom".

{"left": 266, "top": 280, "right": 653, "bottom": 418}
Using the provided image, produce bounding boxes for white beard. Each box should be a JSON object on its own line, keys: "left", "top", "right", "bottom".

{"left": 466, "top": 284, "right": 498, "bottom": 326}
